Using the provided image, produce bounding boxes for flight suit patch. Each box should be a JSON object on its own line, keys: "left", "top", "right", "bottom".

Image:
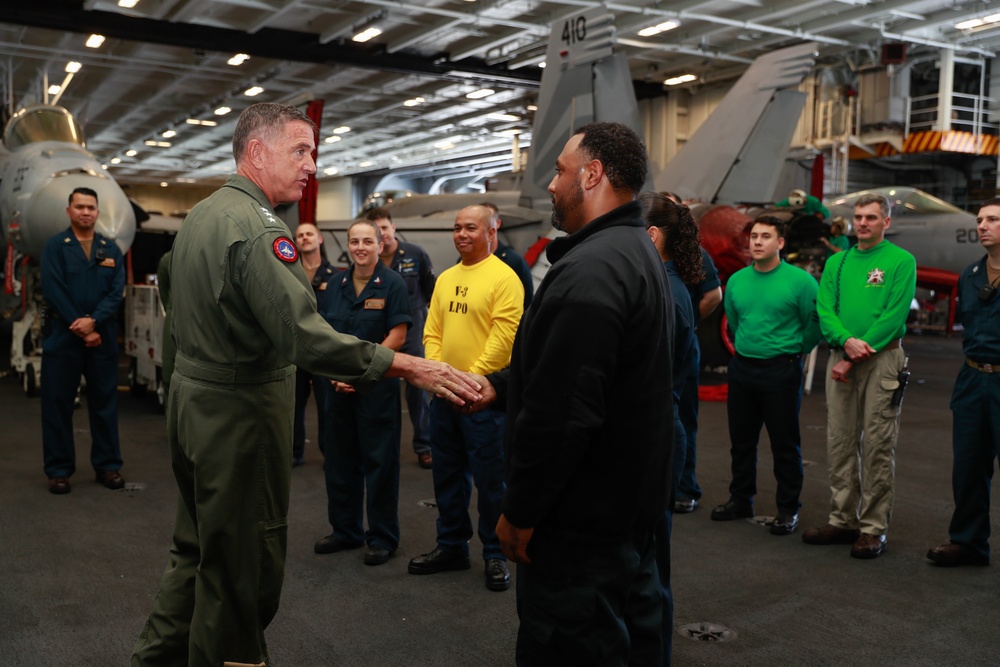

{"left": 273, "top": 237, "right": 298, "bottom": 263}
{"left": 364, "top": 298, "right": 386, "bottom": 310}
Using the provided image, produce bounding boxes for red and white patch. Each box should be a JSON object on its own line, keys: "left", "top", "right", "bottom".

{"left": 273, "top": 237, "right": 298, "bottom": 263}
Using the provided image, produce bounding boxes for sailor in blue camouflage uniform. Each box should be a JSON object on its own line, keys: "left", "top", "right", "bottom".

{"left": 40, "top": 186, "right": 126, "bottom": 495}
{"left": 928, "top": 198, "right": 1000, "bottom": 568}
{"left": 132, "top": 103, "right": 481, "bottom": 667}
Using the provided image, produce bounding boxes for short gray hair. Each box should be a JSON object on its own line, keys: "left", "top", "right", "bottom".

{"left": 232, "top": 103, "right": 316, "bottom": 165}
{"left": 855, "top": 192, "right": 890, "bottom": 219}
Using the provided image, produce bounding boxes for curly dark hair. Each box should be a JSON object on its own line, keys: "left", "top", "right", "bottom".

{"left": 638, "top": 191, "right": 705, "bottom": 285}
{"left": 576, "top": 122, "right": 648, "bottom": 195}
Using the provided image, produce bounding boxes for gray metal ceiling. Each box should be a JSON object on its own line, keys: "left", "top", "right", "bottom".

{"left": 2, "top": 1, "right": 999, "bottom": 187}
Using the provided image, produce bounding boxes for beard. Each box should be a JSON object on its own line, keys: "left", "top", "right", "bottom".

{"left": 550, "top": 180, "right": 584, "bottom": 232}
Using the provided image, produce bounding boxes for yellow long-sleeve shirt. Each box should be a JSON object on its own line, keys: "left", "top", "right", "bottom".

{"left": 424, "top": 254, "right": 523, "bottom": 374}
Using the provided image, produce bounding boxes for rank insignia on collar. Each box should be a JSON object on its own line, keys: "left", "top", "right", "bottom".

{"left": 273, "top": 237, "right": 298, "bottom": 263}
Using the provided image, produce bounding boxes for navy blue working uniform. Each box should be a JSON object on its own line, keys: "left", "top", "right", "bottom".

{"left": 40, "top": 229, "right": 125, "bottom": 480}
{"left": 386, "top": 241, "right": 436, "bottom": 456}
{"left": 676, "top": 247, "right": 721, "bottom": 504}
{"left": 319, "top": 262, "right": 411, "bottom": 551}
{"left": 947, "top": 257, "right": 1000, "bottom": 561}
{"left": 292, "top": 258, "right": 338, "bottom": 464}
{"left": 495, "top": 240, "right": 534, "bottom": 309}
{"left": 656, "top": 258, "right": 695, "bottom": 664}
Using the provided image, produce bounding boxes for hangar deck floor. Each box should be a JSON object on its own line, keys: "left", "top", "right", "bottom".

{"left": 0, "top": 333, "right": 997, "bottom": 666}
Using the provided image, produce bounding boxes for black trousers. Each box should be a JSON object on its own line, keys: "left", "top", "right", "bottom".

{"left": 726, "top": 354, "right": 804, "bottom": 514}
{"left": 515, "top": 529, "right": 662, "bottom": 666}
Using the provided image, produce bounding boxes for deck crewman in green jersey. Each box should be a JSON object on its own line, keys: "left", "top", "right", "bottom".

{"left": 131, "top": 103, "right": 482, "bottom": 667}
{"left": 712, "top": 216, "right": 821, "bottom": 537}
{"left": 803, "top": 192, "right": 916, "bottom": 560}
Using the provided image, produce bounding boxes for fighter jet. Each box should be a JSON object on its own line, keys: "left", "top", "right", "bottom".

{"left": 0, "top": 104, "right": 136, "bottom": 393}
{"left": 826, "top": 186, "right": 982, "bottom": 275}
{"left": 317, "top": 25, "right": 819, "bottom": 284}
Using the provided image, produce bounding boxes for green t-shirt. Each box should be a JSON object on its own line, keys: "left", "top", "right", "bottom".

{"left": 817, "top": 240, "right": 916, "bottom": 350}
{"left": 725, "top": 261, "right": 822, "bottom": 358}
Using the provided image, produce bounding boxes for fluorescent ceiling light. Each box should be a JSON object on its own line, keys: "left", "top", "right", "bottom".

{"left": 323, "top": 167, "right": 339, "bottom": 175}
{"left": 110, "top": 157, "right": 121, "bottom": 164}
{"left": 435, "top": 141, "right": 455, "bottom": 149}
{"left": 244, "top": 86, "right": 264, "bottom": 97}
{"left": 956, "top": 13, "right": 1000, "bottom": 30}
{"left": 466, "top": 88, "right": 495, "bottom": 99}
{"left": 86, "top": 34, "right": 105, "bottom": 48}
{"left": 214, "top": 106, "right": 232, "bottom": 116}
{"left": 162, "top": 130, "right": 176, "bottom": 138}
{"left": 496, "top": 129, "right": 522, "bottom": 137}
{"left": 144, "top": 140, "right": 172, "bottom": 147}
{"left": 65, "top": 61, "right": 82, "bottom": 73}
{"left": 324, "top": 135, "right": 342, "bottom": 144}
{"left": 538, "top": 62, "right": 546, "bottom": 68}
{"left": 664, "top": 73, "right": 698, "bottom": 86}
{"left": 333, "top": 126, "right": 351, "bottom": 134}
{"left": 125, "top": 149, "right": 137, "bottom": 156}
{"left": 487, "top": 113, "right": 520, "bottom": 121}
{"left": 403, "top": 97, "right": 426, "bottom": 107}
{"left": 48, "top": 85, "right": 61, "bottom": 95}
{"left": 227, "top": 53, "right": 250, "bottom": 66}
{"left": 638, "top": 20, "right": 679, "bottom": 37}
{"left": 185, "top": 118, "right": 217, "bottom": 126}
{"left": 353, "top": 27, "right": 382, "bottom": 43}
{"left": 118, "top": 0, "right": 139, "bottom": 7}
{"left": 160, "top": 182, "right": 168, "bottom": 187}
{"left": 527, "top": 104, "right": 538, "bottom": 111}
{"left": 358, "top": 160, "right": 374, "bottom": 167}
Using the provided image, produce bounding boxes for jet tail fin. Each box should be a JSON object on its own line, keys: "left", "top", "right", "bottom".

{"left": 655, "top": 42, "right": 817, "bottom": 203}
{"left": 520, "top": 8, "right": 649, "bottom": 209}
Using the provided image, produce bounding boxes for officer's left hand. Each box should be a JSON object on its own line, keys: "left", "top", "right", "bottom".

{"left": 830, "top": 358, "right": 853, "bottom": 383}
{"left": 83, "top": 331, "right": 102, "bottom": 348}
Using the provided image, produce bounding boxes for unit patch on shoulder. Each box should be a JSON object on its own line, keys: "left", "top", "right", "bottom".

{"left": 273, "top": 237, "right": 298, "bottom": 263}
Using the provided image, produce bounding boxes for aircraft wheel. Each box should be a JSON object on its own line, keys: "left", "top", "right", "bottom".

{"left": 23, "top": 363, "right": 37, "bottom": 398}
{"left": 129, "top": 358, "right": 147, "bottom": 397}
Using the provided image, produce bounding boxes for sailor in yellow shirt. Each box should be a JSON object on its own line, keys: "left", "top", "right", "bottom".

{"left": 410, "top": 204, "right": 524, "bottom": 593}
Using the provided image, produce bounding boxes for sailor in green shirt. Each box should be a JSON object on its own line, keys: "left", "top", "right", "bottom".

{"left": 803, "top": 192, "right": 916, "bottom": 560}
{"left": 132, "top": 103, "right": 481, "bottom": 667}
{"left": 711, "top": 217, "right": 821, "bottom": 536}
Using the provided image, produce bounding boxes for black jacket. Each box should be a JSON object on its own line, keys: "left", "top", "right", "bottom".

{"left": 496, "top": 201, "right": 674, "bottom": 546}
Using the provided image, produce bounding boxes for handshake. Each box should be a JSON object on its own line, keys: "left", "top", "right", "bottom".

{"left": 386, "top": 354, "right": 497, "bottom": 414}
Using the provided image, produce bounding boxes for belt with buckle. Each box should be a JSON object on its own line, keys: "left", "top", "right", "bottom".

{"left": 966, "top": 357, "right": 998, "bottom": 374}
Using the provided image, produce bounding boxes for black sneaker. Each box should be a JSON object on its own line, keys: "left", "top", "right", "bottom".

{"left": 710, "top": 500, "right": 754, "bottom": 521}
{"left": 770, "top": 513, "right": 799, "bottom": 536}
{"left": 363, "top": 544, "right": 393, "bottom": 566}
{"left": 314, "top": 534, "right": 363, "bottom": 554}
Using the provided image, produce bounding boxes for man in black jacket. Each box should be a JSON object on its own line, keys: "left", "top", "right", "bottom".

{"left": 475, "top": 122, "right": 674, "bottom": 666}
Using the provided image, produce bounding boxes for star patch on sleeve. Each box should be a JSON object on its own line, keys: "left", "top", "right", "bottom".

{"left": 273, "top": 237, "right": 299, "bottom": 263}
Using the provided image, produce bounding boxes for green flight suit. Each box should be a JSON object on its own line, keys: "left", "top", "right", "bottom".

{"left": 133, "top": 175, "right": 393, "bottom": 667}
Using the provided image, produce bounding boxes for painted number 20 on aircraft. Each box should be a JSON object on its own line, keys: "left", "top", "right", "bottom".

{"left": 562, "top": 16, "right": 587, "bottom": 45}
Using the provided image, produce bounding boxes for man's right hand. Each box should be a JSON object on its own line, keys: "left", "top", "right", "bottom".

{"left": 388, "top": 353, "right": 482, "bottom": 407}
{"left": 458, "top": 373, "right": 496, "bottom": 414}
{"left": 843, "top": 337, "right": 875, "bottom": 362}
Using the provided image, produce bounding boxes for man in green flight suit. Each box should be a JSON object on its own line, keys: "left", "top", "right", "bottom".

{"left": 132, "top": 103, "right": 481, "bottom": 667}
